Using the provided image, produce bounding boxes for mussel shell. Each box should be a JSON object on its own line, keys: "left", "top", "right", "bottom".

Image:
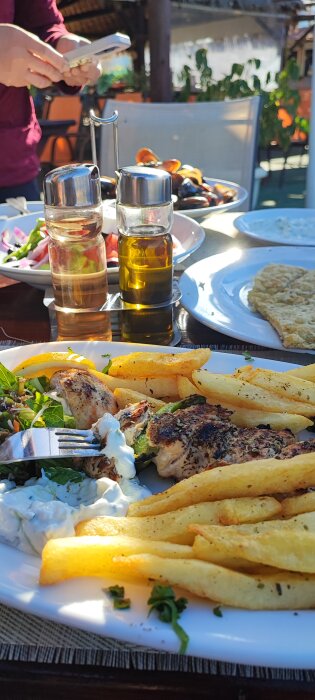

{"left": 178, "top": 178, "right": 203, "bottom": 199}
{"left": 178, "top": 195, "right": 209, "bottom": 210}
{"left": 178, "top": 167, "right": 203, "bottom": 185}
{"left": 171, "top": 172, "right": 185, "bottom": 194}
{"left": 135, "top": 147, "right": 159, "bottom": 164}
{"left": 100, "top": 176, "right": 117, "bottom": 199}
{"left": 160, "top": 158, "right": 181, "bottom": 173}
{"left": 203, "top": 192, "right": 220, "bottom": 206}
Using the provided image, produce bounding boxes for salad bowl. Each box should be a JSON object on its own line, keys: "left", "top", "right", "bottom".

{"left": 0, "top": 211, "right": 205, "bottom": 289}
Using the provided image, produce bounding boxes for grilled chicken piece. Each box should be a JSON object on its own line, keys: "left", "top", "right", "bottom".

{"left": 146, "top": 403, "right": 296, "bottom": 481}
{"left": 72, "top": 455, "right": 118, "bottom": 480}
{"left": 279, "top": 439, "right": 315, "bottom": 459}
{"left": 116, "top": 400, "right": 153, "bottom": 446}
{"left": 50, "top": 368, "right": 117, "bottom": 429}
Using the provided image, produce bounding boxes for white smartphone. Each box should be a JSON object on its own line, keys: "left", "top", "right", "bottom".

{"left": 65, "top": 32, "right": 131, "bottom": 69}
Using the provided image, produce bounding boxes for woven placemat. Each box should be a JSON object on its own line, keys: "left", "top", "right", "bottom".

{"left": 1, "top": 603, "right": 315, "bottom": 680}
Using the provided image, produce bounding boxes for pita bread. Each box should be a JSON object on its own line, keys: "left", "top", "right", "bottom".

{"left": 248, "top": 264, "right": 315, "bottom": 349}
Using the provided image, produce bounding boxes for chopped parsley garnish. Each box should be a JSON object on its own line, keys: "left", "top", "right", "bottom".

{"left": 105, "top": 585, "right": 131, "bottom": 610}
{"left": 42, "top": 462, "right": 85, "bottom": 485}
{"left": 147, "top": 584, "right": 189, "bottom": 654}
{"left": 242, "top": 351, "right": 253, "bottom": 362}
{"left": 101, "top": 354, "right": 112, "bottom": 374}
{"left": 213, "top": 605, "right": 223, "bottom": 617}
{"left": 106, "top": 585, "right": 125, "bottom": 599}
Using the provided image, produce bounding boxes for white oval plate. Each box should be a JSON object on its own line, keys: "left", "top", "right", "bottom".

{"left": 0, "top": 201, "right": 43, "bottom": 232}
{"left": 0, "top": 211, "right": 205, "bottom": 289}
{"left": 175, "top": 177, "right": 248, "bottom": 220}
{"left": 179, "top": 246, "right": 315, "bottom": 353}
{"left": 235, "top": 208, "right": 315, "bottom": 246}
{"left": 0, "top": 339, "right": 313, "bottom": 669}
{"left": 103, "top": 177, "right": 248, "bottom": 223}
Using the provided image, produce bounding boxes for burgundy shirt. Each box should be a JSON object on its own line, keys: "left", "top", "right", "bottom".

{"left": 0, "top": 1, "right": 69, "bottom": 187}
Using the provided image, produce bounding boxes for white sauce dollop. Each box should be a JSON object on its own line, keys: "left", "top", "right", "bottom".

{"left": 0, "top": 412, "right": 151, "bottom": 555}
{"left": 94, "top": 413, "right": 136, "bottom": 479}
{"left": 0, "top": 473, "right": 132, "bottom": 555}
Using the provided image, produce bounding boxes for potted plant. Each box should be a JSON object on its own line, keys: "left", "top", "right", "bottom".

{"left": 177, "top": 51, "right": 309, "bottom": 155}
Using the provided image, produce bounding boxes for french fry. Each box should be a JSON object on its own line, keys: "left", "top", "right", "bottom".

{"left": 192, "top": 534, "right": 269, "bottom": 571}
{"left": 40, "top": 535, "right": 193, "bottom": 585}
{"left": 76, "top": 497, "right": 281, "bottom": 544}
{"left": 91, "top": 371, "right": 179, "bottom": 399}
{"left": 235, "top": 368, "right": 315, "bottom": 406}
{"left": 113, "top": 553, "right": 315, "bottom": 609}
{"left": 191, "top": 370, "right": 315, "bottom": 416}
{"left": 285, "top": 363, "right": 315, "bottom": 382}
{"left": 191, "top": 525, "right": 315, "bottom": 574}
{"left": 177, "top": 375, "right": 312, "bottom": 432}
{"left": 177, "top": 375, "right": 203, "bottom": 399}
{"left": 192, "top": 511, "right": 315, "bottom": 537}
{"left": 113, "top": 387, "right": 165, "bottom": 411}
{"left": 215, "top": 496, "right": 281, "bottom": 525}
{"left": 281, "top": 492, "right": 315, "bottom": 518}
{"left": 127, "top": 453, "right": 315, "bottom": 517}
{"left": 230, "top": 408, "right": 312, "bottom": 433}
{"left": 108, "top": 349, "right": 211, "bottom": 378}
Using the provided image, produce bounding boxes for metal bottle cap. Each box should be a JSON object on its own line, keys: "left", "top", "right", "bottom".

{"left": 116, "top": 166, "right": 172, "bottom": 206}
{"left": 43, "top": 163, "right": 101, "bottom": 208}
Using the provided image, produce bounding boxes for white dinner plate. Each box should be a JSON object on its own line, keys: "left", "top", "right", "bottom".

{"left": 0, "top": 339, "right": 313, "bottom": 669}
{"left": 179, "top": 246, "right": 315, "bottom": 353}
{"left": 0, "top": 201, "right": 43, "bottom": 232}
{"left": 103, "top": 177, "right": 248, "bottom": 223}
{"left": 178, "top": 177, "right": 248, "bottom": 220}
{"left": 234, "top": 208, "right": 315, "bottom": 246}
{"left": 0, "top": 211, "right": 205, "bottom": 289}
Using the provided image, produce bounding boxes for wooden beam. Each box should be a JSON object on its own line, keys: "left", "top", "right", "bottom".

{"left": 148, "top": 0, "right": 172, "bottom": 102}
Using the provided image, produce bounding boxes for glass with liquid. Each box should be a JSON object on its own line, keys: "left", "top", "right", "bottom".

{"left": 45, "top": 205, "right": 112, "bottom": 341}
{"left": 117, "top": 168, "right": 174, "bottom": 345}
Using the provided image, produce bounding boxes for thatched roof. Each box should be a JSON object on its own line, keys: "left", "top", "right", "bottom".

{"left": 56, "top": 0, "right": 311, "bottom": 40}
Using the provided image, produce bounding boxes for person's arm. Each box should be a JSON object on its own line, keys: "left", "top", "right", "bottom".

{"left": 15, "top": 0, "right": 101, "bottom": 87}
{"left": 14, "top": 0, "right": 68, "bottom": 47}
{"left": 0, "top": 24, "right": 66, "bottom": 88}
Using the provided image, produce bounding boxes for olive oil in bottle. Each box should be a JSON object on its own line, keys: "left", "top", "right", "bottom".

{"left": 117, "top": 166, "right": 174, "bottom": 344}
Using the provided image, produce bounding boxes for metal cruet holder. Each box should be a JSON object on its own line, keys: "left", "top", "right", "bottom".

{"left": 88, "top": 108, "right": 181, "bottom": 344}
{"left": 89, "top": 108, "right": 119, "bottom": 172}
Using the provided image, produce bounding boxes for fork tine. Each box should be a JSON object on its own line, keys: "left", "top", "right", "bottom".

{"left": 59, "top": 440, "right": 101, "bottom": 452}
{"left": 54, "top": 429, "right": 94, "bottom": 437}
{"left": 58, "top": 436, "right": 95, "bottom": 444}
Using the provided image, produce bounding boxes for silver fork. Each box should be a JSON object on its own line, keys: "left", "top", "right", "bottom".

{"left": 0, "top": 428, "right": 102, "bottom": 464}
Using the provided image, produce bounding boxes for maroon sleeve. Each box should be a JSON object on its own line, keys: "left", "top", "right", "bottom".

{"left": 14, "top": 0, "right": 81, "bottom": 94}
{"left": 14, "top": 0, "right": 68, "bottom": 46}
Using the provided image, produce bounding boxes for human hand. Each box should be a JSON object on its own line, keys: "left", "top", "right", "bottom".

{"left": 56, "top": 35, "right": 102, "bottom": 87}
{"left": 0, "top": 24, "right": 67, "bottom": 88}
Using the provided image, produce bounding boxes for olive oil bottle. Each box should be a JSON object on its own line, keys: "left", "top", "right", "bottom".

{"left": 117, "top": 166, "right": 174, "bottom": 344}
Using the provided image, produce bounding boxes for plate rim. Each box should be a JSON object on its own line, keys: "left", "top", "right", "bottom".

{"left": 0, "top": 211, "right": 205, "bottom": 287}
{"left": 179, "top": 245, "right": 315, "bottom": 353}
{"left": 176, "top": 176, "right": 248, "bottom": 219}
{"left": 1, "top": 339, "right": 314, "bottom": 669}
{"left": 234, "top": 208, "right": 315, "bottom": 246}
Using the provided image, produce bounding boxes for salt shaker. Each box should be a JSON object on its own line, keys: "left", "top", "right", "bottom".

{"left": 44, "top": 163, "right": 111, "bottom": 341}
{"left": 116, "top": 166, "right": 174, "bottom": 344}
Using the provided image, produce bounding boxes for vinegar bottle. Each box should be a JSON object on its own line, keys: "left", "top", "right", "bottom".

{"left": 44, "top": 163, "right": 111, "bottom": 341}
{"left": 116, "top": 166, "right": 174, "bottom": 344}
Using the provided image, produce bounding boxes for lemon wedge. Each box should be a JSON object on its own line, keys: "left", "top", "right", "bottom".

{"left": 13, "top": 351, "right": 96, "bottom": 379}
